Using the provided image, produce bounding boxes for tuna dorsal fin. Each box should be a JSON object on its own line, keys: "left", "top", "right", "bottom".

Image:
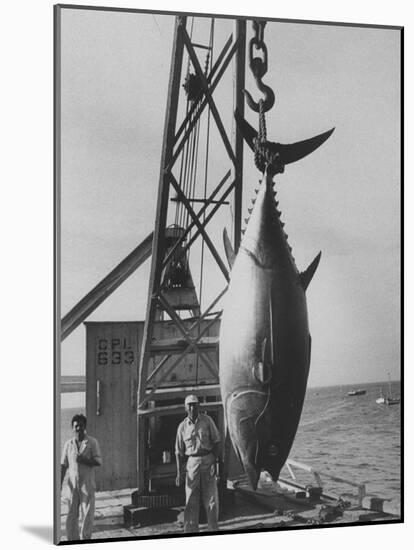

{"left": 300, "top": 252, "right": 322, "bottom": 290}
{"left": 223, "top": 228, "right": 236, "bottom": 269}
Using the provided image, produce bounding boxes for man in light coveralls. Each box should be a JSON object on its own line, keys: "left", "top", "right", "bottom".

{"left": 61, "top": 414, "right": 102, "bottom": 540}
{"left": 175, "top": 394, "right": 221, "bottom": 533}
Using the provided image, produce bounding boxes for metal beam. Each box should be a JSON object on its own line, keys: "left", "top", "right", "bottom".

{"left": 146, "top": 355, "right": 171, "bottom": 385}
{"left": 171, "top": 39, "right": 240, "bottom": 170}
{"left": 61, "top": 232, "right": 153, "bottom": 340}
{"left": 182, "top": 177, "right": 237, "bottom": 252}
{"left": 182, "top": 28, "right": 236, "bottom": 166}
{"left": 138, "top": 401, "right": 222, "bottom": 417}
{"left": 137, "top": 16, "right": 187, "bottom": 493}
{"left": 188, "top": 286, "right": 227, "bottom": 330}
{"left": 171, "top": 197, "right": 229, "bottom": 205}
{"left": 168, "top": 173, "right": 229, "bottom": 281}
{"left": 154, "top": 294, "right": 219, "bottom": 380}
{"left": 173, "top": 33, "right": 234, "bottom": 147}
{"left": 233, "top": 20, "right": 246, "bottom": 252}
{"left": 145, "top": 383, "right": 220, "bottom": 401}
{"left": 162, "top": 170, "right": 231, "bottom": 270}
{"left": 139, "top": 318, "right": 219, "bottom": 409}
{"left": 161, "top": 175, "right": 236, "bottom": 276}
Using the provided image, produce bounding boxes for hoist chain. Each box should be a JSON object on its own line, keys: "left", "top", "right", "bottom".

{"left": 245, "top": 21, "right": 283, "bottom": 176}
{"left": 250, "top": 21, "right": 268, "bottom": 83}
{"left": 245, "top": 20, "right": 275, "bottom": 114}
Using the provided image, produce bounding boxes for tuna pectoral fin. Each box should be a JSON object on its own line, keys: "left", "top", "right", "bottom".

{"left": 223, "top": 228, "right": 236, "bottom": 269}
{"left": 300, "top": 251, "right": 322, "bottom": 290}
{"left": 253, "top": 338, "right": 273, "bottom": 384}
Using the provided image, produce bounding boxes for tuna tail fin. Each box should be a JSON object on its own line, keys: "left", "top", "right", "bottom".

{"left": 300, "top": 251, "right": 322, "bottom": 290}
{"left": 223, "top": 228, "right": 236, "bottom": 269}
{"left": 278, "top": 128, "right": 335, "bottom": 165}
{"left": 234, "top": 108, "right": 335, "bottom": 166}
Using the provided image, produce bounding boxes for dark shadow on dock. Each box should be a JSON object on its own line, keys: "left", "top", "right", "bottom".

{"left": 21, "top": 525, "right": 53, "bottom": 542}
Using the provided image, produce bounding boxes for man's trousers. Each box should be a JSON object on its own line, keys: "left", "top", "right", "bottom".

{"left": 184, "top": 453, "right": 219, "bottom": 533}
{"left": 66, "top": 485, "right": 95, "bottom": 540}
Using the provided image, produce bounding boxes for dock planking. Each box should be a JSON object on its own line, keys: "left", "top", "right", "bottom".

{"left": 58, "top": 481, "right": 400, "bottom": 542}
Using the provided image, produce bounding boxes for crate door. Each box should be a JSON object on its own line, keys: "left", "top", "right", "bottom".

{"left": 86, "top": 322, "right": 142, "bottom": 491}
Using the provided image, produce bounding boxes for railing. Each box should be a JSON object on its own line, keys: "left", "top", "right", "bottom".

{"left": 282, "top": 459, "right": 366, "bottom": 506}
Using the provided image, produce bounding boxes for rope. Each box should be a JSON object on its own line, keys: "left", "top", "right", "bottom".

{"left": 254, "top": 99, "right": 268, "bottom": 173}
{"left": 170, "top": 18, "right": 215, "bottom": 333}
{"left": 175, "top": 101, "right": 191, "bottom": 227}
{"left": 258, "top": 99, "right": 267, "bottom": 142}
{"left": 175, "top": 17, "right": 195, "bottom": 230}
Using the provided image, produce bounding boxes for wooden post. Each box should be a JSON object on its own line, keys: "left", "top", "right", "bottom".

{"left": 61, "top": 232, "right": 153, "bottom": 340}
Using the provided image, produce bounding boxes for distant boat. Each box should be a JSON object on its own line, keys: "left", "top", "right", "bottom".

{"left": 347, "top": 389, "right": 366, "bottom": 396}
{"left": 376, "top": 375, "right": 400, "bottom": 405}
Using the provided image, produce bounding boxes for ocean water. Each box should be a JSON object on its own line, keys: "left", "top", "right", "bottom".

{"left": 60, "top": 393, "right": 85, "bottom": 455}
{"left": 289, "top": 381, "right": 401, "bottom": 502}
{"left": 59, "top": 381, "right": 401, "bottom": 502}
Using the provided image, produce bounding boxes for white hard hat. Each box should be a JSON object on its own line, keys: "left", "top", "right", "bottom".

{"left": 184, "top": 394, "right": 199, "bottom": 406}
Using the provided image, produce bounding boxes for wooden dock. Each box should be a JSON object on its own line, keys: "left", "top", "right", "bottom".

{"left": 59, "top": 476, "right": 400, "bottom": 542}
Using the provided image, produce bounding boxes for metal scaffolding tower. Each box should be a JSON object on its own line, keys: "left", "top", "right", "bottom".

{"left": 136, "top": 15, "right": 246, "bottom": 494}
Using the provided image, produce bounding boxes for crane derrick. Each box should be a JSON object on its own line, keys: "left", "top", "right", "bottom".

{"left": 136, "top": 16, "right": 246, "bottom": 495}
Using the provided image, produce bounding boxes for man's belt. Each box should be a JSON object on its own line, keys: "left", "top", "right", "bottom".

{"left": 188, "top": 450, "right": 212, "bottom": 457}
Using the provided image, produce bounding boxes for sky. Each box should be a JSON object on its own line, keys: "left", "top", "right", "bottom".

{"left": 59, "top": 8, "right": 401, "bottom": 387}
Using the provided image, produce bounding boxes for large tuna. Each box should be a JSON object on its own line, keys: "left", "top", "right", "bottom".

{"left": 219, "top": 118, "right": 333, "bottom": 490}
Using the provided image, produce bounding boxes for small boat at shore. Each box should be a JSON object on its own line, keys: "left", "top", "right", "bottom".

{"left": 376, "top": 391, "right": 400, "bottom": 406}
{"left": 347, "top": 389, "right": 366, "bottom": 396}
{"left": 376, "top": 375, "right": 400, "bottom": 405}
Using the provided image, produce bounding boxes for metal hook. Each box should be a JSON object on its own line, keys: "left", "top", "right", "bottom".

{"left": 245, "top": 20, "right": 275, "bottom": 114}
{"left": 244, "top": 84, "right": 275, "bottom": 113}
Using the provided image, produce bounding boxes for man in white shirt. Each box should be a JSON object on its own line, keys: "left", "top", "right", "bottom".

{"left": 61, "top": 414, "right": 102, "bottom": 540}
{"left": 175, "top": 395, "right": 221, "bottom": 533}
